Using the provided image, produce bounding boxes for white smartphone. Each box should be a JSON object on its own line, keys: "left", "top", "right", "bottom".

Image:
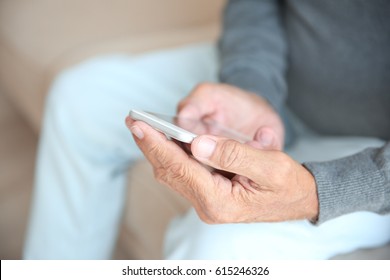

{"left": 130, "top": 109, "right": 197, "bottom": 143}
{"left": 129, "top": 109, "right": 250, "bottom": 144}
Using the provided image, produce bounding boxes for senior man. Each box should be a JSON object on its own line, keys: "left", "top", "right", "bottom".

{"left": 128, "top": 0, "right": 390, "bottom": 259}
{"left": 25, "top": 0, "right": 390, "bottom": 259}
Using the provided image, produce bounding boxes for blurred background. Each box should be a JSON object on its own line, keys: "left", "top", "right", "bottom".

{"left": 1, "top": 0, "right": 389, "bottom": 260}
{"left": 0, "top": 91, "right": 36, "bottom": 259}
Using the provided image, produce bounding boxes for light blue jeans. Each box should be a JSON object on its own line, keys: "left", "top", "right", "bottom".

{"left": 24, "top": 43, "right": 390, "bottom": 259}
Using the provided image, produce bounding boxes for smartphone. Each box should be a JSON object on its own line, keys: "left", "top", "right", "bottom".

{"left": 130, "top": 109, "right": 197, "bottom": 143}
{"left": 129, "top": 109, "right": 250, "bottom": 144}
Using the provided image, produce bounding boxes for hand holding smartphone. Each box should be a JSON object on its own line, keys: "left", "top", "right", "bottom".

{"left": 129, "top": 109, "right": 249, "bottom": 178}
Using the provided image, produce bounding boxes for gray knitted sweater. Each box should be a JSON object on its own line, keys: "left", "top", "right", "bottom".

{"left": 219, "top": 0, "right": 390, "bottom": 223}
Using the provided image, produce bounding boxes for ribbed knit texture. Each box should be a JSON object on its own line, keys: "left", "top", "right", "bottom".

{"left": 304, "top": 143, "right": 390, "bottom": 223}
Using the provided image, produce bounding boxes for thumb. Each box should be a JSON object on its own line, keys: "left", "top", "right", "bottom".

{"left": 191, "top": 135, "right": 256, "bottom": 175}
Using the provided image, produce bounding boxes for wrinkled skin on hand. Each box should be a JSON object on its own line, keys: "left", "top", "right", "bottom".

{"left": 126, "top": 83, "right": 318, "bottom": 224}
{"left": 189, "top": 135, "right": 319, "bottom": 223}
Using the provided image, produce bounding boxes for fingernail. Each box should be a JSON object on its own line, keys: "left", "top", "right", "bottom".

{"left": 194, "top": 137, "right": 216, "bottom": 159}
{"left": 259, "top": 132, "right": 273, "bottom": 147}
{"left": 125, "top": 116, "right": 133, "bottom": 127}
{"left": 130, "top": 126, "right": 144, "bottom": 140}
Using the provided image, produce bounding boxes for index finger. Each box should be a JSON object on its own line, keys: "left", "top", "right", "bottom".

{"left": 126, "top": 119, "right": 219, "bottom": 202}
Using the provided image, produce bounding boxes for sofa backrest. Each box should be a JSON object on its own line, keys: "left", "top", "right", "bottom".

{"left": 0, "top": 0, "right": 225, "bottom": 131}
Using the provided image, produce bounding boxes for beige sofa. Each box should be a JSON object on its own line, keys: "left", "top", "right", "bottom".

{"left": 1, "top": 0, "right": 388, "bottom": 260}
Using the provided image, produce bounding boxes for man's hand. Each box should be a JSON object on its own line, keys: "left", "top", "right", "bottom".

{"left": 178, "top": 83, "right": 285, "bottom": 150}
{"left": 126, "top": 117, "right": 319, "bottom": 224}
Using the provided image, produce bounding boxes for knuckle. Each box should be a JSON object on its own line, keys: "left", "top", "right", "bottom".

{"left": 153, "top": 167, "right": 168, "bottom": 185}
{"left": 193, "top": 82, "right": 215, "bottom": 94}
{"left": 218, "top": 140, "right": 246, "bottom": 170}
{"left": 197, "top": 200, "right": 230, "bottom": 225}
{"left": 208, "top": 211, "right": 231, "bottom": 224}
{"left": 199, "top": 211, "right": 221, "bottom": 225}
{"left": 206, "top": 213, "right": 224, "bottom": 224}
{"left": 197, "top": 211, "right": 215, "bottom": 224}
{"left": 167, "top": 162, "right": 190, "bottom": 182}
{"left": 147, "top": 143, "right": 168, "bottom": 164}
{"left": 155, "top": 161, "right": 195, "bottom": 188}
{"left": 270, "top": 152, "right": 294, "bottom": 185}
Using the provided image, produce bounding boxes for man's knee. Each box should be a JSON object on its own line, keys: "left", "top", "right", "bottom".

{"left": 47, "top": 64, "right": 100, "bottom": 118}
{"left": 44, "top": 64, "right": 117, "bottom": 149}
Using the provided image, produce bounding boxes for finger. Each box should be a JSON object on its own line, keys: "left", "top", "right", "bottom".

{"left": 245, "top": 140, "right": 264, "bottom": 150}
{"left": 177, "top": 83, "right": 219, "bottom": 120}
{"left": 254, "top": 126, "right": 283, "bottom": 150}
{"left": 125, "top": 119, "right": 167, "bottom": 166}
{"left": 126, "top": 120, "right": 218, "bottom": 202}
{"left": 125, "top": 115, "right": 135, "bottom": 127}
{"left": 191, "top": 135, "right": 279, "bottom": 183}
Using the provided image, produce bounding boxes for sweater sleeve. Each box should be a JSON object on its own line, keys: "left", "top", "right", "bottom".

{"left": 219, "top": 0, "right": 288, "bottom": 112}
{"left": 304, "top": 142, "right": 390, "bottom": 224}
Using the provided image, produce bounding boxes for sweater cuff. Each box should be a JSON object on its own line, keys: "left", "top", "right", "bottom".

{"left": 304, "top": 152, "right": 386, "bottom": 224}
